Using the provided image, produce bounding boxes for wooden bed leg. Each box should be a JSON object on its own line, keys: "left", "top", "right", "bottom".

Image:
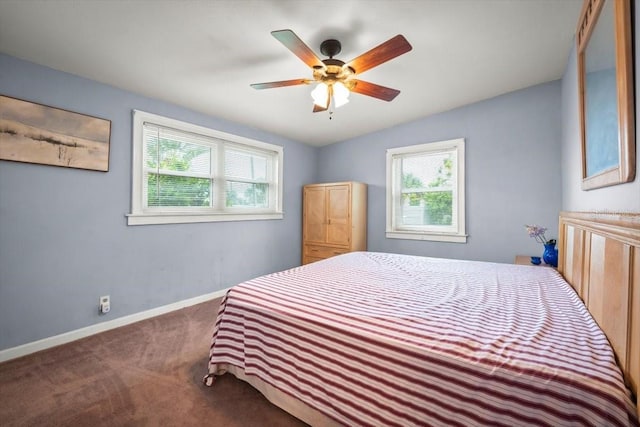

{"left": 203, "top": 373, "right": 216, "bottom": 387}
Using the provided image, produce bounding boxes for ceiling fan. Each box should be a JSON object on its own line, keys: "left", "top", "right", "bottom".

{"left": 250, "top": 29, "right": 412, "bottom": 113}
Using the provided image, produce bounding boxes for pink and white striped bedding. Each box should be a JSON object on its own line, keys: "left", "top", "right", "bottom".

{"left": 207, "top": 251, "right": 637, "bottom": 426}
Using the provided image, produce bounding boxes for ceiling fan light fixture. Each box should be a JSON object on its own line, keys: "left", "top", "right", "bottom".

{"left": 311, "top": 83, "right": 329, "bottom": 107}
{"left": 333, "top": 82, "right": 350, "bottom": 108}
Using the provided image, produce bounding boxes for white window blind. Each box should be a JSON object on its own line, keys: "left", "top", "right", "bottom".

{"left": 224, "top": 146, "right": 271, "bottom": 209}
{"left": 143, "top": 124, "right": 214, "bottom": 208}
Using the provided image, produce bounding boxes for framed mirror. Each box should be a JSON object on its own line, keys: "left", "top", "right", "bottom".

{"left": 577, "top": 0, "right": 635, "bottom": 190}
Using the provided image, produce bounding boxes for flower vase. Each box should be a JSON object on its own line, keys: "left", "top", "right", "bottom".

{"left": 543, "top": 242, "right": 558, "bottom": 267}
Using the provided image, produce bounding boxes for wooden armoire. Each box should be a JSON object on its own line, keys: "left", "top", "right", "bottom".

{"left": 302, "top": 181, "right": 367, "bottom": 265}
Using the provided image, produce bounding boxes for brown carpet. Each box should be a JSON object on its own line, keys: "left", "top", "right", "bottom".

{"left": 0, "top": 298, "right": 308, "bottom": 427}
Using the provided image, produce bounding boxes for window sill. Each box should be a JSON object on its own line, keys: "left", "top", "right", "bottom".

{"left": 127, "top": 212, "right": 283, "bottom": 226}
{"left": 386, "top": 231, "right": 467, "bottom": 243}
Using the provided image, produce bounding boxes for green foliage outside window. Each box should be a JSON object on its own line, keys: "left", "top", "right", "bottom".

{"left": 147, "top": 174, "right": 211, "bottom": 207}
{"left": 146, "top": 138, "right": 211, "bottom": 207}
{"left": 226, "top": 182, "right": 268, "bottom": 208}
{"left": 146, "top": 138, "right": 270, "bottom": 208}
{"left": 402, "top": 157, "right": 453, "bottom": 225}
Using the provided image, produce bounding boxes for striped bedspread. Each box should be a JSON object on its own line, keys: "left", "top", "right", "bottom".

{"left": 207, "top": 252, "right": 637, "bottom": 426}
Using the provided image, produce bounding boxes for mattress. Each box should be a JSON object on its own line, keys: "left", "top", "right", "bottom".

{"left": 206, "top": 251, "right": 637, "bottom": 426}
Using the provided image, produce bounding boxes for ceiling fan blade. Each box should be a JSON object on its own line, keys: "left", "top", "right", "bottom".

{"left": 351, "top": 80, "right": 401, "bottom": 102}
{"left": 271, "top": 29, "right": 324, "bottom": 68}
{"left": 250, "top": 79, "right": 311, "bottom": 89}
{"left": 347, "top": 35, "right": 412, "bottom": 74}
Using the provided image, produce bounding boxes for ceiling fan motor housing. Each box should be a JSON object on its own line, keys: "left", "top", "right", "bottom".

{"left": 316, "top": 39, "right": 355, "bottom": 88}
{"left": 314, "top": 59, "right": 355, "bottom": 89}
{"left": 320, "top": 39, "right": 341, "bottom": 58}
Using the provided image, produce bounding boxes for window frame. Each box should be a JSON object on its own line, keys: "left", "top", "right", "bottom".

{"left": 128, "top": 110, "right": 283, "bottom": 225}
{"left": 386, "top": 138, "right": 467, "bottom": 243}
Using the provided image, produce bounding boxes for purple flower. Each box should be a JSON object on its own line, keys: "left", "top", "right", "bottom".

{"left": 525, "top": 225, "right": 555, "bottom": 245}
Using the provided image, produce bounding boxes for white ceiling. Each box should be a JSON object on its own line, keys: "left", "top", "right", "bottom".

{"left": 0, "top": 0, "right": 583, "bottom": 147}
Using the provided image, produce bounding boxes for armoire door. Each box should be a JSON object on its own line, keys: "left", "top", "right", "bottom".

{"left": 303, "top": 186, "right": 327, "bottom": 244}
{"left": 326, "top": 184, "right": 350, "bottom": 246}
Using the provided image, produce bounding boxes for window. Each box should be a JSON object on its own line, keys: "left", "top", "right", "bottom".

{"left": 128, "top": 110, "right": 283, "bottom": 225}
{"left": 386, "top": 138, "right": 466, "bottom": 242}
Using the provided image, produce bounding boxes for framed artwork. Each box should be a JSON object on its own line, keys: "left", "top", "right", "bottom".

{"left": 0, "top": 95, "right": 111, "bottom": 172}
{"left": 576, "top": 0, "right": 635, "bottom": 190}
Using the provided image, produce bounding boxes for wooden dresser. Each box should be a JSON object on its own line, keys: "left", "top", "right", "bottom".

{"left": 302, "top": 181, "right": 367, "bottom": 265}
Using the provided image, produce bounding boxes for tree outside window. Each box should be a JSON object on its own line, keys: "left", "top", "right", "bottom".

{"left": 146, "top": 137, "right": 212, "bottom": 207}
{"left": 401, "top": 155, "right": 453, "bottom": 226}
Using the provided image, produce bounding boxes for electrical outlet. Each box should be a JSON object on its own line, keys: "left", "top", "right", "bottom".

{"left": 99, "top": 295, "right": 110, "bottom": 314}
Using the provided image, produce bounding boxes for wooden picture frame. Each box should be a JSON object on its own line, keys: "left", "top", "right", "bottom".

{"left": 577, "top": 0, "right": 635, "bottom": 190}
{"left": 0, "top": 95, "right": 111, "bottom": 172}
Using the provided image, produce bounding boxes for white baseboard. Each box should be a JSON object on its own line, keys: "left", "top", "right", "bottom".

{"left": 0, "top": 288, "right": 230, "bottom": 363}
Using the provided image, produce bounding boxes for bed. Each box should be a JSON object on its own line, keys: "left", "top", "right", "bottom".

{"left": 205, "top": 212, "right": 639, "bottom": 426}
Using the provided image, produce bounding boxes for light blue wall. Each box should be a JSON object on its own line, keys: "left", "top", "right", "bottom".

{"left": 317, "top": 81, "right": 563, "bottom": 263}
{"left": 0, "top": 54, "right": 318, "bottom": 351}
{"left": 561, "top": 4, "right": 640, "bottom": 211}
{"left": 5, "top": 8, "right": 638, "bottom": 353}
